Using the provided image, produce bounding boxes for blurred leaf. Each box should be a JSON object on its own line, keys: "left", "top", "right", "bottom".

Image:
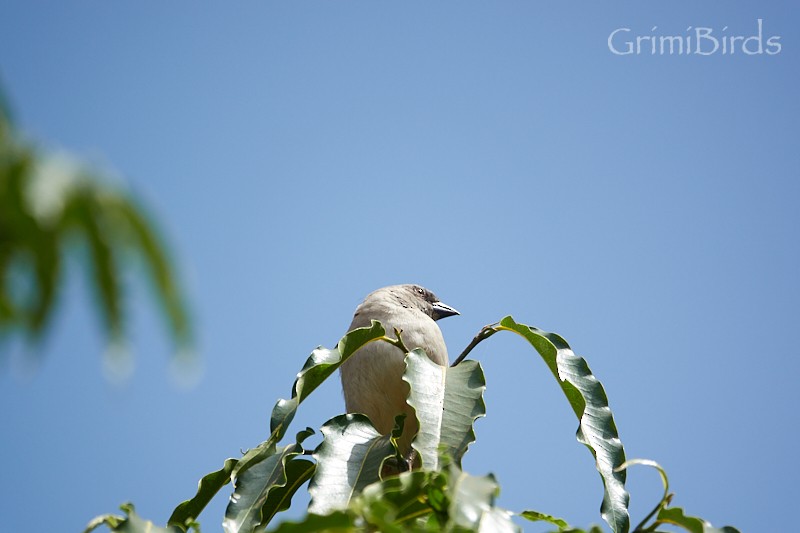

{"left": 223, "top": 429, "right": 314, "bottom": 533}
{"left": 85, "top": 503, "right": 185, "bottom": 533}
{"left": 267, "top": 510, "right": 356, "bottom": 533}
{"left": 108, "top": 196, "right": 191, "bottom": 345}
{"left": 28, "top": 225, "right": 60, "bottom": 334}
{"left": 497, "top": 316, "right": 630, "bottom": 533}
{"left": 1, "top": 83, "right": 193, "bottom": 360}
{"left": 445, "top": 464, "right": 518, "bottom": 533}
{"left": 358, "top": 470, "right": 433, "bottom": 526}
{"left": 168, "top": 458, "right": 238, "bottom": 531}
{"left": 64, "top": 190, "right": 124, "bottom": 339}
{"left": 654, "top": 507, "right": 741, "bottom": 533}
{"left": 308, "top": 413, "right": 396, "bottom": 515}
{"left": 520, "top": 509, "right": 570, "bottom": 529}
{"left": 404, "top": 349, "right": 486, "bottom": 470}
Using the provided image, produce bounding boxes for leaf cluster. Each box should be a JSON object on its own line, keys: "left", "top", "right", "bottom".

{"left": 87, "top": 317, "right": 740, "bottom": 533}
{"left": 0, "top": 86, "right": 190, "bottom": 351}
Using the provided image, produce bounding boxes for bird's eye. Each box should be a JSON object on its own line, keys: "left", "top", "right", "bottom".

{"left": 416, "top": 287, "right": 424, "bottom": 295}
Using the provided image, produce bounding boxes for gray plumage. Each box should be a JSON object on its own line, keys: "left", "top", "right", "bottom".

{"left": 340, "top": 284, "right": 459, "bottom": 457}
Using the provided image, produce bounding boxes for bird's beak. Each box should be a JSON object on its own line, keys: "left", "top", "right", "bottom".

{"left": 431, "top": 301, "right": 460, "bottom": 321}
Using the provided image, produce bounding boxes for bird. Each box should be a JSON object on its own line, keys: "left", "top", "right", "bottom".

{"left": 340, "top": 284, "right": 459, "bottom": 464}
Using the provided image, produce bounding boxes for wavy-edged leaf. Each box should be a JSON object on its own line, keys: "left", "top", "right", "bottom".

{"left": 259, "top": 458, "right": 316, "bottom": 525}
{"left": 308, "top": 413, "right": 396, "bottom": 515}
{"left": 268, "top": 321, "right": 386, "bottom": 446}
{"left": 233, "top": 322, "right": 387, "bottom": 483}
{"left": 223, "top": 429, "right": 314, "bottom": 533}
{"left": 168, "top": 458, "right": 238, "bottom": 531}
{"left": 404, "top": 349, "right": 486, "bottom": 470}
{"left": 656, "top": 507, "right": 741, "bottom": 533}
{"left": 496, "top": 316, "right": 630, "bottom": 533}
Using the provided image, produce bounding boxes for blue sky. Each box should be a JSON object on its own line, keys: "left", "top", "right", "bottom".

{"left": 1, "top": 2, "right": 797, "bottom": 532}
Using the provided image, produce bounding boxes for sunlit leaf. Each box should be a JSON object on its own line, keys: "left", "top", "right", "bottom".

{"left": 446, "top": 464, "right": 518, "bottom": 533}
{"left": 404, "top": 350, "right": 485, "bottom": 470}
{"left": 308, "top": 413, "right": 396, "bottom": 515}
{"left": 496, "top": 316, "right": 630, "bottom": 533}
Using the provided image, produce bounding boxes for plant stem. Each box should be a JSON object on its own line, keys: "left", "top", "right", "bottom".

{"left": 451, "top": 324, "right": 499, "bottom": 366}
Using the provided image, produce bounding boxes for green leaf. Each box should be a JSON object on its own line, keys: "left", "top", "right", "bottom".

{"left": 267, "top": 510, "right": 356, "bottom": 533}
{"left": 496, "top": 316, "right": 630, "bottom": 533}
{"left": 223, "top": 429, "right": 314, "bottom": 533}
{"left": 520, "top": 509, "right": 570, "bottom": 529}
{"left": 168, "top": 458, "right": 238, "bottom": 530}
{"left": 85, "top": 503, "right": 184, "bottom": 533}
{"left": 446, "top": 464, "right": 519, "bottom": 533}
{"left": 259, "top": 458, "right": 316, "bottom": 525}
{"left": 655, "top": 507, "right": 741, "bottom": 533}
{"left": 107, "top": 196, "right": 192, "bottom": 346}
{"left": 358, "top": 470, "right": 433, "bottom": 526}
{"left": 403, "top": 350, "right": 486, "bottom": 470}
{"left": 1, "top": 85, "right": 193, "bottom": 357}
{"left": 267, "top": 321, "right": 387, "bottom": 446}
{"left": 28, "top": 226, "right": 60, "bottom": 335}
{"left": 67, "top": 190, "right": 124, "bottom": 340}
{"left": 308, "top": 413, "right": 397, "bottom": 515}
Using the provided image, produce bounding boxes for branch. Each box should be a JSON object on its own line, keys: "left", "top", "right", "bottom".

{"left": 451, "top": 324, "right": 499, "bottom": 367}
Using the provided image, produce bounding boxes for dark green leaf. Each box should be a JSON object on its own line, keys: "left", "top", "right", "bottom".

{"left": 266, "top": 321, "right": 387, "bottom": 446}
{"left": 497, "top": 316, "right": 630, "bottom": 533}
{"left": 168, "top": 458, "right": 238, "bottom": 530}
{"left": 259, "top": 458, "right": 316, "bottom": 525}
{"left": 224, "top": 429, "right": 314, "bottom": 533}
{"left": 308, "top": 413, "right": 396, "bottom": 515}
{"left": 403, "top": 350, "right": 486, "bottom": 470}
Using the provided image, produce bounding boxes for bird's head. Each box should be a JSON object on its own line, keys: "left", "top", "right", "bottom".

{"left": 389, "top": 284, "right": 460, "bottom": 321}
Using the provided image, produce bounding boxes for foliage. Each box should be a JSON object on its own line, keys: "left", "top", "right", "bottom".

{"left": 86, "top": 319, "right": 740, "bottom": 533}
{"left": 0, "top": 84, "right": 190, "bottom": 352}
